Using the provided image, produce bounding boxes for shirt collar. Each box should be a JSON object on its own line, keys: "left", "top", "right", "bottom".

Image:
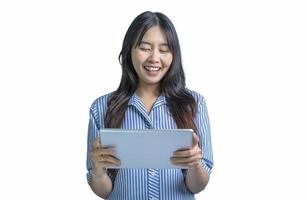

{"left": 128, "top": 92, "right": 167, "bottom": 108}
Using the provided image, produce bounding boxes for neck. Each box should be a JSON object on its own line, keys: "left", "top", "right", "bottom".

{"left": 136, "top": 84, "right": 160, "bottom": 99}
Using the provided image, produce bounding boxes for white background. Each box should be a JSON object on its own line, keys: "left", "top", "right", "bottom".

{"left": 0, "top": 0, "right": 306, "bottom": 199}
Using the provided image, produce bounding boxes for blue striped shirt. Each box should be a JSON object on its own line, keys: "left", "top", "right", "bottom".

{"left": 86, "top": 90, "right": 213, "bottom": 200}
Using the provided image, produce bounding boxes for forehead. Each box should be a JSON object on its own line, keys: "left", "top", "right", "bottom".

{"left": 141, "top": 26, "right": 168, "bottom": 44}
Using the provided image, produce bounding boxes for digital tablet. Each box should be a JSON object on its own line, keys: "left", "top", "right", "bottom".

{"left": 99, "top": 129, "right": 193, "bottom": 168}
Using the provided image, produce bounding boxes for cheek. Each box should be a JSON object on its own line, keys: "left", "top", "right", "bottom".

{"left": 131, "top": 50, "right": 144, "bottom": 67}
{"left": 134, "top": 52, "right": 147, "bottom": 65}
{"left": 131, "top": 57, "right": 138, "bottom": 71}
{"left": 164, "top": 55, "right": 173, "bottom": 68}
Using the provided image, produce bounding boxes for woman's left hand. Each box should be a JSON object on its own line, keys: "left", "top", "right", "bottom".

{"left": 171, "top": 132, "right": 202, "bottom": 168}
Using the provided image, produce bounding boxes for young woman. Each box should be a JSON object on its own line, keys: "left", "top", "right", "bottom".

{"left": 86, "top": 11, "right": 213, "bottom": 200}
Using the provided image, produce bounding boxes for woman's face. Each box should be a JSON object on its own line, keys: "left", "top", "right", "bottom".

{"left": 131, "top": 26, "right": 173, "bottom": 89}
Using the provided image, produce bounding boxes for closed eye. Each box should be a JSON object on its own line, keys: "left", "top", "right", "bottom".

{"left": 159, "top": 44, "right": 170, "bottom": 53}
{"left": 139, "top": 47, "right": 151, "bottom": 51}
{"left": 160, "top": 49, "right": 170, "bottom": 53}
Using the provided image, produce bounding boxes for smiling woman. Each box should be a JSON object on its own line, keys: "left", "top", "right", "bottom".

{"left": 131, "top": 26, "right": 173, "bottom": 95}
{"left": 86, "top": 11, "right": 213, "bottom": 200}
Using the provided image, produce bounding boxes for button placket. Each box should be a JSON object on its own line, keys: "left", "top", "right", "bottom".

{"left": 149, "top": 170, "right": 156, "bottom": 177}
{"left": 146, "top": 103, "right": 159, "bottom": 199}
{"left": 148, "top": 168, "right": 160, "bottom": 200}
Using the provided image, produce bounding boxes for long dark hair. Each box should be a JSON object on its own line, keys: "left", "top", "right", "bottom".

{"left": 105, "top": 11, "right": 198, "bottom": 134}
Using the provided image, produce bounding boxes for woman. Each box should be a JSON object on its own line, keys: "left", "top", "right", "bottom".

{"left": 86, "top": 11, "right": 213, "bottom": 200}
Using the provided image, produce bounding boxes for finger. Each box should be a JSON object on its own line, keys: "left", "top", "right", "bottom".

{"left": 92, "top": 137, "right": 101, "bottom": 150}
{"left": 192, "top": 132, "right": 199, "bottom": 147}
{"left": 171, "top": 160, "right": 200, "bottom": 168}
{"left": 100, "top": 155, "right": 122, "bottom": 166}
{"left": 177, "top": 160, "right": 202, "bottom": 168}
{"left": 95, "top": 155, "right": 121, "bottom": 166}
{"left": 171, "top": 158, "right": 198, "bottom": 168}
{"left": 91, "top": 150, "right": 117, "bottom": 163}
{"left": 99, "top": 161, "right": 122, "bottom": 168}
{"left": 91, "top": 147, "right": 119, "bottom": 162}
{"left": 176, "top": 146, "right": 190, "bottom": 151}
{"left": 97, "top": 148, "right": 118, "bottom": 156}
{"left": 171, "top": 154, "right": 201, "bottom": 164}
{"left": 188, "top": 160, "right": 202, "bottom": 168}
{"left": 173, "top": 147, "right": 201, "bottom": 157}
{"left": 171, "top": 159, "right": 201, "bottom": 168}
{"left": 173, "top": 147, "right": 191, "bottom": 154}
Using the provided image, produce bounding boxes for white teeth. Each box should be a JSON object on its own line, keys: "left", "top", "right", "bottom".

{"left": 144, "top": 66, "right": 161, "bottom": 71}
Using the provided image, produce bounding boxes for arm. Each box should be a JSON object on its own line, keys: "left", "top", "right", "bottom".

{"left": 172, "top": 95, "right": 213, "bottom": 193}
{"left": 90, "top": 166, "right": 113, "bottom": 199}
{"left": 186, "top": 96, "right": 213, "bottom": 193}
{"left": 185, "top": 161, "right": 210, "bottom": 193}
{"left": 171, "top": 133, "right": 210, "bottom": 193}
{"left": 89, "top": 138, "right": 120, "bottom": 198}
{"left": 87, "top": 107, "right": 120, "bottom": 199}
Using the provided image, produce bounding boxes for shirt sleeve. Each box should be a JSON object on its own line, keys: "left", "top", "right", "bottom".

{"left": 196, "top": 96, "right": 214, "bottom": 174}
{"left": 86, "top": 103, "right": 117, "bottom": 184}
{"left": 86, "top": 106, "right": 100, "bottom": 183}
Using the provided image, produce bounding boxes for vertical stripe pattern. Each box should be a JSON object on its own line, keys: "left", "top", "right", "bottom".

{"left": 86, "top": 90, "right": 214, "bottom": 200}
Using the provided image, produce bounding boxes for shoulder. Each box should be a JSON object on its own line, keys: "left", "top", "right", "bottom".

{"left": 89, "top": 92, "right": 114, "bottom": 115}
{"left": 186, "top": 89, "right": 207, "bottom": 105}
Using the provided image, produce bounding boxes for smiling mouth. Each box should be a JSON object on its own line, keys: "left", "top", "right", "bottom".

{"left": 144, "top": 66, "right": 162, "bottom": 72}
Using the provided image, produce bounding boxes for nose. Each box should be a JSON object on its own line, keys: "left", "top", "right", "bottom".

{"left": 148, "top": 49, "right": 160, "bottom": 63}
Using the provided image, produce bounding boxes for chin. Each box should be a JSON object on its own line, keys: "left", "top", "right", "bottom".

{"left": 144, "top": 79, "right": 162, "bottom": 86}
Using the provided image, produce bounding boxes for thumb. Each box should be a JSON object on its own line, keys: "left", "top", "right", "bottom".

{"left": 192, "top": 132, "right": 199, "bottom": 147}
{"left": 93, "top": 137, "right": 101, "bottom": 150}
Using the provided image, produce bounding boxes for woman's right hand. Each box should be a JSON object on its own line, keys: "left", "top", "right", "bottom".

{"left": 91, "top": 137, "right": 121, "bottom": 176}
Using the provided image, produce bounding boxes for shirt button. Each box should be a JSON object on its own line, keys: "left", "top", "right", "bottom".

{"left": 149, "top": 171, "right": 156, "bottom": 176}
{"left": 150, "top": 197, "right": 158, "bottom": 200}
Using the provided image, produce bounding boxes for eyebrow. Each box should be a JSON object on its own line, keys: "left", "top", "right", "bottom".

{"left": 139, "top": 41, "right": 169, "bottom": 47}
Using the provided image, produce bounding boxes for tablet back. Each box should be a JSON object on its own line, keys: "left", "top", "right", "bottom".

{"left": 99, "top": 129, "right": 193, "bottom": 168}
